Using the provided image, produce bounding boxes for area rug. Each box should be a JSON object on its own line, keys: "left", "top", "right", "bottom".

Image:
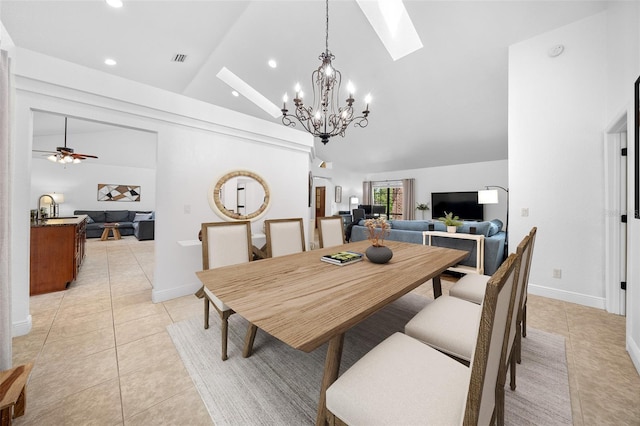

{"left": 167, "top": 293, "right": 572, "bottom": 425}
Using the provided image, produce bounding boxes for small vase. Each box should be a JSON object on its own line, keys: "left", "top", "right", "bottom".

{"left": 365, "top": 245, "right": 393, "bottom": 264}
{"left": 447, "top": 226, "right": 457, "bottom": 233}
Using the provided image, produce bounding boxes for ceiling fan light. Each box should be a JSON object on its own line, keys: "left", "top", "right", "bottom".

{"left": 73, "top": 158, "right": 82, "bottom": 164}
{"left": 48, "top": 154, "right": 58, "bottom": 162}
{"left": 64, "top": 155, "right": 73, "bottom": 163}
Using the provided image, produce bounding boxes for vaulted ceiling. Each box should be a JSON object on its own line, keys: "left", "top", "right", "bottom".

{"left": 1, "top": 0, "right": 608, "bottom": 172}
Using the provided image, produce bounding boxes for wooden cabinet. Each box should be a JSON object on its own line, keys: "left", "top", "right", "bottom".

{"left": 30, "top": 216, "right": 87, "bottom": 295}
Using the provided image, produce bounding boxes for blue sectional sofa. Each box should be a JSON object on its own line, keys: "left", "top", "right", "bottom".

{"left": 350, "top": 219, "right": 506, "bottom": 275}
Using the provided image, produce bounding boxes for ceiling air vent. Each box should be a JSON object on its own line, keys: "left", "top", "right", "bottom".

{"left": 172, "top": 54, "right": 188, "bottom": 63}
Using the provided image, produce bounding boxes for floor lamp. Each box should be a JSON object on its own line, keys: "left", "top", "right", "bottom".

{"left": 478, "top": 185, "right": 509, "bottom": 259}
{"left": 349, "top": 196, "right": 359, "bottom": 213}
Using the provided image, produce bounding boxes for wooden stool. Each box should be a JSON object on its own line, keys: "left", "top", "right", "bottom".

{"left": 0, "top": 363, "right": 33, "bottom": 426}
{"left": 101, "top": 223, "right": 121, "bottom": 241}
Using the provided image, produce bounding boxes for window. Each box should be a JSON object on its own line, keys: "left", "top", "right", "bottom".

{"left": 372, "top": 181, "right": 404, "bottom": 220}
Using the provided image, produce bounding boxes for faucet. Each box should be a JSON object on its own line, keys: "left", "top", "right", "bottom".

{"left": 36, "top": 194, "right": 56, "bottom": 222}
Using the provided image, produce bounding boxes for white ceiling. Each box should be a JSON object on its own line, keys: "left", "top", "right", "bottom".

{"left": 1, "top": 0, "right": 608, "bottom": 172}
{"left": 31, "top": 111, "right": 158, "bottom": 169}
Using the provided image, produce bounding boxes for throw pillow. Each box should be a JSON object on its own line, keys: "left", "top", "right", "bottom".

{"left": 488, "top": 219, "right": 503, "bottom": 236}
{"left": 86, "top": 216, "right": 94, "bottom": 224}
{"left": 134, "top": 213, "right": 153, "bottom": 222}
{"left": 460, "top": 221, "right": 491, "bottom": 237}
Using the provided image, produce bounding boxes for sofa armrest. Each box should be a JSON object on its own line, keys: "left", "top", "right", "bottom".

{"left": 134, "top": 220, "right": 155, "bottom": 241}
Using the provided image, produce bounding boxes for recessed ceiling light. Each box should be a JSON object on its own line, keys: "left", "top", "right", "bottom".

{"left": 104, "top": 58, "right": 117, "bottom": 66}
{"left": 105, "top": 0, "right": 123, "bottom": 8}
{"left": 232, "top": 91, "right": 239, "bottom": 97}
{"left": 268, "top": 59, "right": 277, "bottom": 69}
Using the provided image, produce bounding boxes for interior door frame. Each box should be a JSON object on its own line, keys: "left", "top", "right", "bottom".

{"left": 315, "top": 186, "right": 326, "bottom": 228}
{"left": 604, "top": 111, "right": 628, "bottom": 315}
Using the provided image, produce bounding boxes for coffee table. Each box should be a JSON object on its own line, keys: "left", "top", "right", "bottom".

{"left": 101, "top": 223, "right": 121, "bottom": 241}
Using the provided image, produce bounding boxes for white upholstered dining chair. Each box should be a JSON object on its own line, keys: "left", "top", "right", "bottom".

{"left": 198, "top": 221, "right": 253, "bottom": 361}
{"left": 242, "top": 218, "right": 306, "bottom": 358}
{"left": 403, "top": 230, "right": 534, "bottom": 425}
{"left": 325, "top": 252, "right": 521, "bottom": 425}
{"left": 317, "top": 216, "right": 345, "bottom": 248}
{"left": 448, "top": 228, "right": 537, "bottom": 369}
{"left": 264, "top": 218, "right": 305, "bottom": 257}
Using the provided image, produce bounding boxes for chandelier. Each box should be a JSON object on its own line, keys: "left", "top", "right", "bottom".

{"left": 280, "top": 0, "right": 370, "bottom": 145}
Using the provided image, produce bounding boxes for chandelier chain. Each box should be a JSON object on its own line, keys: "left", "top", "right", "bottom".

{"left": 325, "top": 0, "right": 329, "bottom": 54}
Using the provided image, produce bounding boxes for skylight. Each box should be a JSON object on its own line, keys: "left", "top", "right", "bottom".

{"left": 105, "top": 0, "right": 123, "bottom": 8}
{"left": 356, "top": 0, "right": 423, "bottom": 61}
{"left": 216, "top": 67, "right": 281, "bottom": 118}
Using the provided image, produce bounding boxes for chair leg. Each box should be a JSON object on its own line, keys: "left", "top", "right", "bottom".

{"left": 496, "top": 378, "right": 505, "bottom": 426}
{"left": 1, "top": 407, "right": 11, "bottom": 426}
{"left": 510, "top": 348, "right": 517, "bottom": 391}
{"left": 243, "top": 323, "right": 258, "bottom": 358}
{"left": 522, "top": 302, "right": 527, "bottom": 338}
{"left": 220, "top": 310, "right": 231, "bottom": 361}
{"left": 14, "top": 385, "right": 27, "bottom": 418}
{"left": 516, "top": 325, "right": 522, "bottom": 365}
{"left": 204, "top": 298, "right": 210, "bottom": 330}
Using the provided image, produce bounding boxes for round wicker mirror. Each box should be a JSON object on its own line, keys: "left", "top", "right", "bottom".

{"left": 209, "top": 170, "right": 270, "bottom": 221}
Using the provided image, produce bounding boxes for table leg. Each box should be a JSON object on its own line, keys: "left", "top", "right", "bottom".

{"left": 316, "top": 333, "right": 345, "bottom": 426}
{"left": 100, "top": 228, "right": 109, "bottom": 241}
{"left": 432, "top": 275, "right": 442, "bottom": 298}
{"left": 243, "top": 323, "right": 258, "bottom": 358}
{"left": 113, "top": 228, "right": 121, "bottom": 240}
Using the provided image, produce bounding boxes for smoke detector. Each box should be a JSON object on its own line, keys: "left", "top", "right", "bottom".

{"left": 548, "top": 44, "right": 564, "bottom": 58}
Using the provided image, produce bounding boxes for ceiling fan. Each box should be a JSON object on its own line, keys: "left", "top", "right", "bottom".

{"left": 33, "top": 117, "right": 99, "bottom": 164}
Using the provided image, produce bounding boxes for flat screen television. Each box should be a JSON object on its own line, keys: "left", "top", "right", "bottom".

{"left": 431, "top": 191, "right": 484, "bottom": 221}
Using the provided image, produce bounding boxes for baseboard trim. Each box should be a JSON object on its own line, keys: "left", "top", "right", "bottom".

{"left": 528, "top": 283, "right": 606, "bottom": 310}
{"left": 12, "top": 315, "right": 32, "bottom": 337}
{"left": 152, "top": 282, "right": 202, "bottom": 303}
{"left": 627, "top": 335, "right": 640, "bottom": 376}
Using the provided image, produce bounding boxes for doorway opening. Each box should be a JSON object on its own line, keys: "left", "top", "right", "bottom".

{"left": 315, "top": 186, "right": 326, "bottom": 228}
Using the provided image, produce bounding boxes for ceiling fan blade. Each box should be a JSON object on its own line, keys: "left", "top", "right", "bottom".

{"left": 72, "top": 153, "right": 99, "bottom": 159}
{"left": 32, "top": 149, "right": 57, "bottom": 154}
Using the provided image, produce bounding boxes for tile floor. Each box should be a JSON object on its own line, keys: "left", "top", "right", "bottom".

{"left": 11, "top": 236, "right": 640, "bottom": 425}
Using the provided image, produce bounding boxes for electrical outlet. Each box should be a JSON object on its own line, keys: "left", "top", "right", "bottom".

{"left": 521, "top": 208, "right": 529, "bottom": 217}
{"left": 553, "top": 269, "right": 562, "bottom": 279}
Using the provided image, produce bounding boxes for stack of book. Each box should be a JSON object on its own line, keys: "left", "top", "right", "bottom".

{"left": 321, "top": 251, "right": 364, "bottom": 266}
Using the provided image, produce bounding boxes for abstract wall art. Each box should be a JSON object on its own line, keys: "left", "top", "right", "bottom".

{"left": 98, "top": 184, "right": 141, "bottom": 202}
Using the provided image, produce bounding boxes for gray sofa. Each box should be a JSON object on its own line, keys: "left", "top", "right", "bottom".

{"left": 350, "top": 219, "right": 506, "bottom": 275}
{"left": 74, "top": 210, "right": 155, "bottom": 240}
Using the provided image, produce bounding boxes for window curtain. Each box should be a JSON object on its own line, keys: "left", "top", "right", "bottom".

{"left": 402, "top": 178, "right": 415, "bottom": 220}
{"left": 362, "top": 181, "right": 372, "bottom": 205}
{"left": 0, "top": 50, "right": 12, "bottom": 370}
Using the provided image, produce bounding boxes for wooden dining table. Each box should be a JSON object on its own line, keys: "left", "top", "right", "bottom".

{"left": 196, "top": 239, "right": 468, "bottom": 425}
